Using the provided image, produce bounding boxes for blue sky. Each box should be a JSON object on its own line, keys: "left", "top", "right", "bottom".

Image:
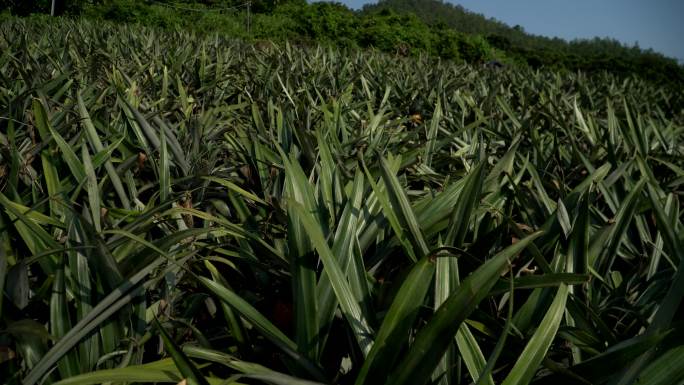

{"left": 339, "top": 0, "right": 684, "bottom": 62}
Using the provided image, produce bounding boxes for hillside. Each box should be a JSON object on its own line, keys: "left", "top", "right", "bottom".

{"left": 3, "top": 1, "right": 684, "bottom": 86}
{"left": 362, "top": 0, "right": 684, "bottom": 85}
{"left": 2, "top": 13, "right": 684, "bottom": 385}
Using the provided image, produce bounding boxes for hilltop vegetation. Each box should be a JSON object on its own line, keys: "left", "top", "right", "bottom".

{"left": 1, "top": 16, "right": 684, "bottom": 385}
{"left": 363, "top": 0, "right": 684, "bottom": 86}
{"left": 3, "top": 0, "right": 684, "bottom": 86}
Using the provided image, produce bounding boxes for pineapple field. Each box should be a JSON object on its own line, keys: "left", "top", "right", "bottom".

{"left": 1, "top": 17, "right": 683, "bottom": 385}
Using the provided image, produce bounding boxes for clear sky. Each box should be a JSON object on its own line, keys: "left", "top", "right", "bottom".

{"left": 339, "top": 0, "right": 684, "bottom": 62}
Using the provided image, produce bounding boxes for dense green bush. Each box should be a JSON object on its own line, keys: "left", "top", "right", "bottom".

{"left": 358, "top": 10, "right": 433, "bottom": 55}
{"left": 433, "top": 28, "right": 461, "bottom": 60}
{"left": 456, "top": 34, "right": 491, "bottom": 63}
{"left": 252, "top": 12, "right": 300, "bottom": 41}
{"left": 289, "top": 2, "right": 358, "bottom": 43}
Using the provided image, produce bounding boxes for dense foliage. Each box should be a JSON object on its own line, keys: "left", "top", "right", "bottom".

{"left": 363, "top": 0, "right": 684, "bottom": 86}
{"left": 2, "top": 0, "right": 684, "bottom": 87}
{"left": 1, "top": 16, "right": 684, "bottom": 385}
